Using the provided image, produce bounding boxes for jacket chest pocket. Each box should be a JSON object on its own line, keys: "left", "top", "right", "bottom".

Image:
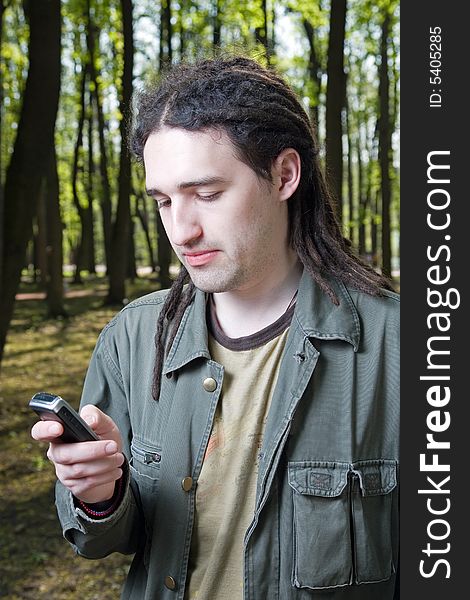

{"left": 288, "top": 459, "right": 397, "bottom": 591}
{"left": 129, "top": 439, "right": 162, "bottom": 515}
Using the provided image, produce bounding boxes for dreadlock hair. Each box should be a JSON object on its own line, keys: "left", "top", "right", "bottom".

{"left": 130, "top": 55, "right": 394, "bottom": 400}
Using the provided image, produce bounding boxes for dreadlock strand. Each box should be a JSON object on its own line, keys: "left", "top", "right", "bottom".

{"left": 166, "top": 281, "right": 196, "bottom": 363}
{"left": 152, "top": 267, "right": 190, "bottom": 401}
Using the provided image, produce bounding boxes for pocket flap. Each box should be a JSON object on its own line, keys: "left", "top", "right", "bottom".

{"left": 288, "top": 461, "right": 350, "bottom": 497}
{"left": 130, "top": 438, "right": 162, "bottom": 470}
{"left": 352, "top": 460, "right": 397, "bottom": 496}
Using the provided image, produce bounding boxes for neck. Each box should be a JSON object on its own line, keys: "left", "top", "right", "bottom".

{"left": 211, "top": 253, "right": 303, "bottom": 338}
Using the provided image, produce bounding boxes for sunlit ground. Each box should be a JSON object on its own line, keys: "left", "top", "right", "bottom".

{"left": 0, "top": 275, "right": 159, "bottom": 599}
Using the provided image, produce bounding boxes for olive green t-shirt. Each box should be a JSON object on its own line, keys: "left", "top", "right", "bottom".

{"left": 185, "top": 297, "right": 295, "bottom": 599}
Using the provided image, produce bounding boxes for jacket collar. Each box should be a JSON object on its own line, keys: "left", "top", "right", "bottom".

{"left": 162, "top": 268, "right": 360, "bottom": 375}
{"left": 293, "top": 267, "right": 360, "bottom": 351}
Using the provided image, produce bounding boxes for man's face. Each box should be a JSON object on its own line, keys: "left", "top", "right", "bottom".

{"left": 143, "top": 127, "right": 291, "bottom": 294}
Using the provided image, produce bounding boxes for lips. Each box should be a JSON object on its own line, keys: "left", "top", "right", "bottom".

{"left": 183, "top": 250, "right": 219, "bottom": 267}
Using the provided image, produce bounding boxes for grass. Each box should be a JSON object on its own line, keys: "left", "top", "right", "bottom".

{"left": 0, "top": 275, "right": 159, "bottom": 599}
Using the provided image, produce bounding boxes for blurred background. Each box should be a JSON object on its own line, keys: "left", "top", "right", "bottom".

{"left": 0, "top": 0, "right": 399, "bottom": 597}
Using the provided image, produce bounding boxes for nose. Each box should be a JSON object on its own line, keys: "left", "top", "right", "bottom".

{"left": 168, "top": 201, "right": 203, "bottom": 248}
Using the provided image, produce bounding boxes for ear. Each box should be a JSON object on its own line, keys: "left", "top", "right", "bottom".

{"left": 272, "top": 148, "right": 301, "bottom": 202}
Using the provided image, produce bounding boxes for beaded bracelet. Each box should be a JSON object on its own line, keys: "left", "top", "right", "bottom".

{"left": 77, "top": 474, "right": 124, "bottom": 519}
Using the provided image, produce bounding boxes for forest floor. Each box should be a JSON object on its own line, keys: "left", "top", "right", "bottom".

{"left": 0, "top": 275, "right": 159, "bottom": 599}
{"left": 0, "top": 271, "right": 400, "bottom": 599}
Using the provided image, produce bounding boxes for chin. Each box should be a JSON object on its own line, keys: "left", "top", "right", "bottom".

{"left": 192, "top": 282, "right": 229, "bottom": 294}
{"left": 188, "top": 274, "right": 235, "bottom": 294}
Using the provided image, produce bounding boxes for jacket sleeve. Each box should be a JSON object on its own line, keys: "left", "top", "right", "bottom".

{"left": 54, "top": 321, "right": 145, "bottom": 558}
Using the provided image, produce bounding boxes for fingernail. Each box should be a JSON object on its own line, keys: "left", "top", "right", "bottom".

{"left": 49, "top": 423, "right": 61, "bottom": 435}
{"left": 105, "top": 442, "right": 118, "bottom": 455}
{"left": 83, "top": 414, "right": 95, "bottom": 425}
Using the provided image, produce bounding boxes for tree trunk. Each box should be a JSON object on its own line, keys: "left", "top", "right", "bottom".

{"left": 35, "top": 149, "right": 66, "bottom": 317}
{"left": 179, "top": 0, "right": 185, "bottom": 58}
{"left": 371, "top": 189, "right": 379, "bottom": 267}
{"left": 86, "top": 96, "right": 96, "bottom": 274}
{"left": 378, "top": 12, "right": 392, "bottom": 279}
{"left": 345, "top": 93, "right": 355, "bottom": 247}
{"left": 160, "top": 0, "right": 172, "bottom": 68}
{"left": 71, "top": 64, "right": 87, "bottom": 284}
{"left": 0, "top": 0, "right": 6, "bottom": 293}
{"left": 325, "top": 0, "right": 347, "bottom": 222}
{"left": 159, "top": 1, "right": 164, "bottom": 71}
{"left": 356, "top": 126, "right": 366, "bottom": 257}
{"left": 0, "top": 0, "right": 61, "bottom": 365}
{"left": 35, "top": 182, "right": 48, "bottom": 288}
{"left": 106, "top": 0, "right": 133, "bottom": 304}
{"left": 212, "top": 0, "right": 220, "bottom": 50}
{"left": 303, "top": 19, "right": 322, "bottom": 132}
{"left": 127, "top": 215, "right": 137, "bottom": 281}
{"left": 45, "top": 147, "right": 66, "bottom": 317}
{"left": 271, "top": 0, "right": 276, "bottom": 56}
{"left": 255, "top": 0, "right": 269, "bottom": 61}
{"left": 136, "top": 193, "right": 156, "bottom": 272}
{"left": 87, "top": 2, "right": 112, "bottom": 273}
{"left": 31, "top": 234, "right": 39, "bottom": 283}
{"left": 166, "top": 0, "right": 172, "bottom": 64}
{"left": 390, "top": 36, "right": 399, "bottom": 140}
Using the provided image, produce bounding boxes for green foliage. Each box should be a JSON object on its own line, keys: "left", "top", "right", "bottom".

{"left": 1, "top": 0, "right": 400, "bottom": 283}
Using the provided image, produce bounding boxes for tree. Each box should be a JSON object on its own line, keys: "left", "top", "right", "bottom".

{"left": 135, "top": 191, "right": 156, "bottom": 273}
{"left": 0, "top": 0, "right": 6, "bottom": 294}
{"left": 378, "top": 8, "right": 392, "bottom": 278}
{"left": 0, "top": 0, "right": 61, "bottom": 365}
{"left": 86, "top": 0, "right": 112, "bottom": 273}
{"left": 345, "top": 87, "right": 355, "bottom": 246}
{"left": 325, "top": 0, "right": 347, "bottom": 221}
{"left": 44, "top": 147, "right": 67, "bottom": 317}
{"left": 106, "top": 0, "right": 134, "bottom": 304}
{"left": 303, "top": 18, "right": 323, "bottom": 132}
{"left": 159, "top": 0, "right": 172, "bottom": 69}
{"left": 212, "top": 0, "right": 221, "bottom": 49}
{"left": 70, "top": 60, "right": 89, "bottom": 283}
{"left": 255, "top": 0, "right": 270, "bottom": 61}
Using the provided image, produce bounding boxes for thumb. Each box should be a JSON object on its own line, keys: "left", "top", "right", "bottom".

{"left": 80, "top": 404, "right": 123, "bottom": 450}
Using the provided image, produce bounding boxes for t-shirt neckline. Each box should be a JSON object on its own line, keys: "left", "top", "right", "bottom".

{"left": 206, "top": 294, "right": 296, "bottom": 351}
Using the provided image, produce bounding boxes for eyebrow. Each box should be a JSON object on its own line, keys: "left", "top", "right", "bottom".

{"left": 146, "top": 176, "right": 229, "bottom": 197}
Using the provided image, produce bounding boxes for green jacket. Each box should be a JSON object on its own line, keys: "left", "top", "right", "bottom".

{"left": 55, "top": 268, "right": 400, "bottom": 599}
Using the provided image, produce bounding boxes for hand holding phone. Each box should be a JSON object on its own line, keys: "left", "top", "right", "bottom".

{"left": 29, "top": 392, "right": 100, "bottom": 443}
{"left": 30, "top": 394, "right": 124, "bottom": 503}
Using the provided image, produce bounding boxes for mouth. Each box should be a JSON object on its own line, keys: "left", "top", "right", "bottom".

{"left": 183, "top": 250, "right": 219, "bottom": 267}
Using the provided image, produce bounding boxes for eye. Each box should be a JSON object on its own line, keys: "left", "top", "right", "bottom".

{"left": 156, "top": 198, "right": 170, "bottom": 210}
{"left": 196, "top": 192, "right": 221, "bottom": 201}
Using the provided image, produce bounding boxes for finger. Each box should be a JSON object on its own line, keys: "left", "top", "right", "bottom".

{"left": 62, "top": 468, "right": 123, "bottom": 498}
{"left": 55, "top": 453, "right": 124, "bottom": 480}
{"left": 31, "top": 420, "right": 64, "bottom": 442}
{"left": 80, "top": 405, "right": 122, "bottom": 448}
{"left": 48, "top": 439, "right": 119, "bottom": 465}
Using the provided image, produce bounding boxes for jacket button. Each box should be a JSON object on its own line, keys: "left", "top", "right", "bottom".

{"left": 164, "top": 575, "right": 176, "bottom": 590}
{"left": 181, "top": 476, "right": 193, "bottom": 492}
{"left": 203, "top": 377, "right": 217, "bottom": 392}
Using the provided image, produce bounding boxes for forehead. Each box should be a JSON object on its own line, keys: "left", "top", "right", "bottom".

{"left": 143, "top": 127, "right": 247, "bottom": 190}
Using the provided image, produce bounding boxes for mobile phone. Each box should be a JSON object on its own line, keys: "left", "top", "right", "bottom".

{"left": 29, "top": 392, "right": 100, "bottom": 443}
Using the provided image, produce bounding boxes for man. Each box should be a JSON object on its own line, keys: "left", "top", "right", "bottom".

{"left": 32, "top": 57, "right": 399, "bottom": 599}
